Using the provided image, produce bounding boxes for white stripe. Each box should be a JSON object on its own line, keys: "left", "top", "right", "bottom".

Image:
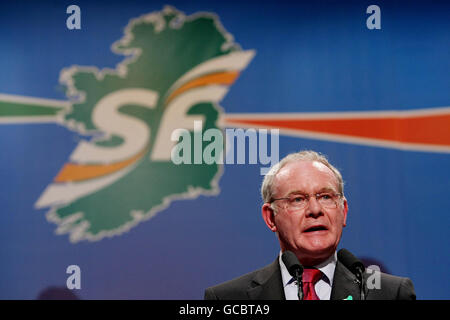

{"left": 167, "top": 50, "right": 255, "bottom": 98}
{"left": 0, "top": 93, "right": 70, "bottom": 108}
{"left": 0, "top": 116, "right": 60, "bottom": 124}
{"left": 35, "top": 161, "right": 138, "bottom": 209}
{"left": 224, "top": 106, "right": 450, "bottom": 120}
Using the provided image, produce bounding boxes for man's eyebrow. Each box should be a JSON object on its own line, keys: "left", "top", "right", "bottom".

{"left": 287, "top": 187, "right": 337, "bottom": 196}
{"left": 287, "top": 190, "right": 308, "bottom": 196}
{"left": 317, "top": 187, "right": 338, "bottom": 193}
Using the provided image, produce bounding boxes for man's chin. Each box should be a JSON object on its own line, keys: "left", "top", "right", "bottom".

{"left": 302, "top": 233, "right": 334, "bottom": 250}
{"left": 296, "top": 242, "right": 336, "bottom": 265}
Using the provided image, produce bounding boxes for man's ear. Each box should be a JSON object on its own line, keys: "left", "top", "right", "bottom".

{"left": 342, "top": 197, "right": 348, "bottom": 227}
{"left": 262, "top": 203, "right": 277, "bottom": 232}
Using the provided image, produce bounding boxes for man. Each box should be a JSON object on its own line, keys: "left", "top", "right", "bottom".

{"left": 204, "top": 150, "right": 415, "bottom": 300}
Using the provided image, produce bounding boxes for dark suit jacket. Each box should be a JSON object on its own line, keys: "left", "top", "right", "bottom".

{"left": 204, "top": 258, "right": 416, "bottom": 300}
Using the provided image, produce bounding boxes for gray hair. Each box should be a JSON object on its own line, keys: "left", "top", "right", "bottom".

{"left": 261, "top": 150, "right": 344, "bottom": 203}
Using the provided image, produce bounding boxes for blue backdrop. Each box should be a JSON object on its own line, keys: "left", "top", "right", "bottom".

{"left": 0, "top": 0, "right": 449, "bottom": 299}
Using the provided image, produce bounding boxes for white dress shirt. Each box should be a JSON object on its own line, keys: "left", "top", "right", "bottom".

{"left": 279, "top": 251, "right": 337, "bottom": 300}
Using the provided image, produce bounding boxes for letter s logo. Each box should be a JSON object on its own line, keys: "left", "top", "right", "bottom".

{"left": 70, "top": 89, "right": 159, "bottom": 164}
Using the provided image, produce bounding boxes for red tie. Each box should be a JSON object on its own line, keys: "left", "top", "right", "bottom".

{"left": 302, "top": 268, "right": 322, "bottom": 300}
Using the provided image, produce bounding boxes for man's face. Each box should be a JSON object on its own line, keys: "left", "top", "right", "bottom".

{"left": 262, "top": 160, "right": 348, "bottom": 266}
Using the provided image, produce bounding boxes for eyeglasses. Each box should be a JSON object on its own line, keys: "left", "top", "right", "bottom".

{"left": 271, "top": 192, "right": 342, "bottom": 210}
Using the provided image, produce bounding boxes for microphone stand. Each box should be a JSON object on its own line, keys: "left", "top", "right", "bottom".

{"left": 295, "top": 269, "right": 304, "bottom": 300}
{"left": 281, "top": 251, "right": 304, "bottom": 300}
{"left": 355, "top": 266, "right": 365, "bottom": 300}
{"left": 337, "top": 248, "right": 367, "bottom": 300}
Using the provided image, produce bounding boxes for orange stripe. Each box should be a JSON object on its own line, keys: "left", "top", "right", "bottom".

{"left": 166, "top": 71, "right": 240, "bottom": 104}
{"left": 225, "top": 113, "right": 450, "bottom": 146}
{"left": 54, "top": 148, "right": 147, "bottom": 183}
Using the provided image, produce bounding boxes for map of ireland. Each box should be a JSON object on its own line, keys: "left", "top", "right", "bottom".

{"left": 33, "top": 6, "right": 255, "bottom": 242}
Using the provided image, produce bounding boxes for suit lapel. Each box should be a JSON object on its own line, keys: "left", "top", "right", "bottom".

{"left": 330, "top": 261, "right": 361, "bottom": 300}
{"left": 247, "top": 259, "right": 286, "bottom": 300}
{"left": 245, "top": 257, "right": 362, "bottom": 300}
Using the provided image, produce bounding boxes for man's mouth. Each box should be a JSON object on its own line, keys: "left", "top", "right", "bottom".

{"left": 303, "top": 225, "right": 328, "bottom": 233}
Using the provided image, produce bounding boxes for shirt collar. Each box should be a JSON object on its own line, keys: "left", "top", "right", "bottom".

{"left": 279, "top": 251, "right": 337, "bottom": 287}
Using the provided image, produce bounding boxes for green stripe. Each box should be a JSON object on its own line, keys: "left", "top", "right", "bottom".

{"left": 0, "top": 101, "right": 64, "bottom": 117}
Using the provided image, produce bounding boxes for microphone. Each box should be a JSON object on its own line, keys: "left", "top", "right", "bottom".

{"left": 337, "top": 248, "right": 366, "bottom": 300}
{"left": 282, "top": 251, "right": 304, "bottom": 300}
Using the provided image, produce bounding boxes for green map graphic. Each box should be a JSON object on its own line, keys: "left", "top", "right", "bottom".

{"left": 49, "top": 6, "right": 245, "bottom": 242}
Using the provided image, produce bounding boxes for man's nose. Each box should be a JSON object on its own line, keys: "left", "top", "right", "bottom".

{"left": 306, "top": 196, "right": 323, "bottom": 218}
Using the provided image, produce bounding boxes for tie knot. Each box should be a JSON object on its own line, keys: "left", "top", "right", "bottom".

{"left": 302, "top": 268, "right": 322, "bottom": 284}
